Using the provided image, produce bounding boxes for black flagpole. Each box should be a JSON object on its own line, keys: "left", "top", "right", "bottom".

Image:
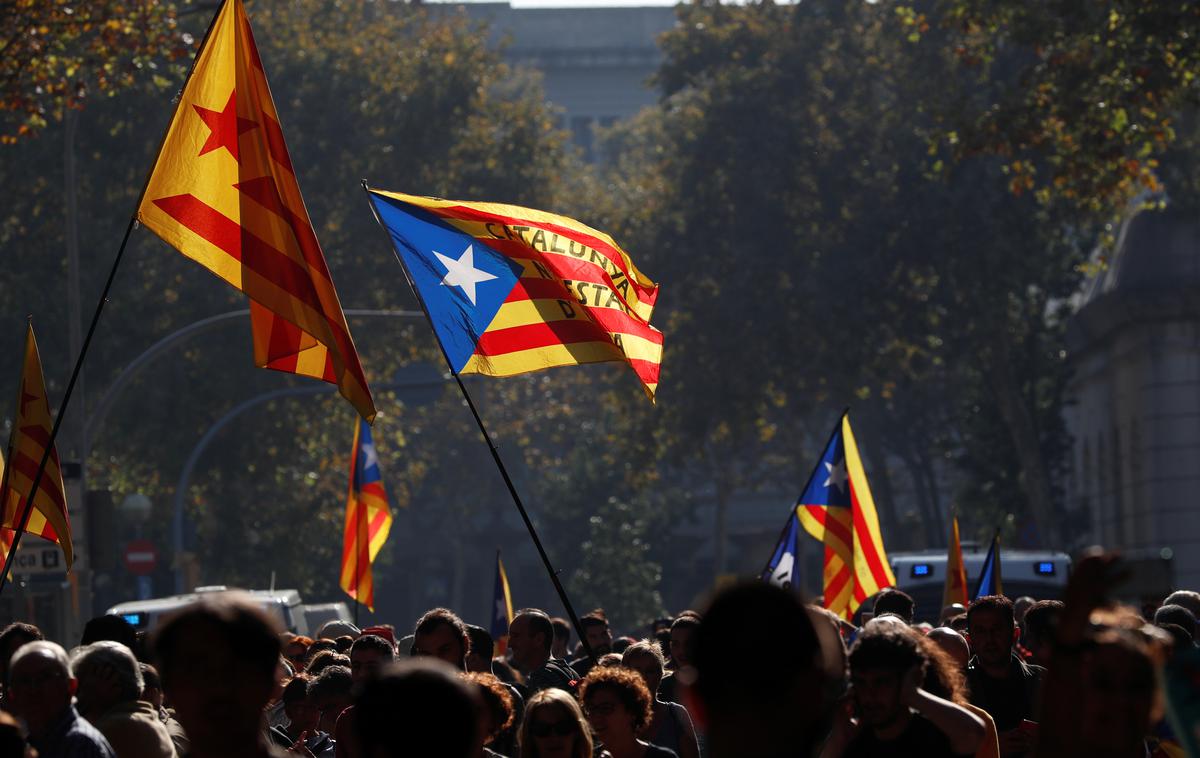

{"left": 0, "top": 2, "right": 230, "bottom": 596}
{"left": 361, "top": 182, "right": 596, "bottom": 664}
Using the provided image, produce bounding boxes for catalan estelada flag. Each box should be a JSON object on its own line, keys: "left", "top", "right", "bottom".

{"left": 1, "top": 324, "right": 72, "bottom": 567}
{"left": 137, "top": 0, "right": 375, "bottom": 421}
{"left": 365, "top": 189, "right": 663, "bottom": 400}
{"left": 761, "top": 510, "right": 802, "bottom": 589}
{"left": 339, "top": 419, "right": 392, "bottom": 611}
{"left": 490, "top": 551, "right": 514, "bottom": 656}
{"left": 973, "top": 532, "right": 1003, "bottom": 601}
{"left": 796, "top": 412, "right": 894, "bottom": 620}
{"left": 943, "top": 515, "right": 969, "bottom": 609}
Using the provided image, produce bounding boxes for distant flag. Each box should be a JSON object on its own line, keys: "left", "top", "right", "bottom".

{"left": 490, "top": 551, "right": 514, "bottom": 656}
{"left": 942, "top": 515, "right": 969, "bottom": 609}
{"left": 365, "top": 189, "right": 663, "bottom": 400}
{"left": 761, "top": 509, "right": 802, "bottom": 589}
{"left": 973, "top": 531, "right": 1003, "bottom": 600}
{"left": 0, "top": 324, "right": 73, "bottom": 567}
{"left": 339, "top": 419, "right": 392, "bottom": 611}
{"left": 796, "top": 412, "right": 895, "bottom": 620}
{"left": 137, "top": 0, "right": 375, "bottom": 421}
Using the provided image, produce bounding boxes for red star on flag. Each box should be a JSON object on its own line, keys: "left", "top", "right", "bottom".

{"left": 193, "top": 90, "right": 259, "bottom": 161}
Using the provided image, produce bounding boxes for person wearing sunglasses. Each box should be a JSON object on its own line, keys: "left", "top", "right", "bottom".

{"left": 519, "top": 688, "right": 594, "bottom": 758}
{"left": 580, "top": 667, "right": 678, "bottom": 758}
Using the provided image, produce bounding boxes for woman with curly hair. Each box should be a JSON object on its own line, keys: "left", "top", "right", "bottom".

{"left": 461, "top": 672, "right": 516, "bottom": 758}
{"left": 519, "top": 688, "right": 593, "bottom": 758}
{"left": 580, "top": 666, "right": 678, "bottom": 758}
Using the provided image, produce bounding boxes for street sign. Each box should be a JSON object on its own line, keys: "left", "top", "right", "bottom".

{"left": 122, "top": 540, "right": 159, "bottom": 576}
{"left": 12, "top": 543, "right": 65, "bottom": 575}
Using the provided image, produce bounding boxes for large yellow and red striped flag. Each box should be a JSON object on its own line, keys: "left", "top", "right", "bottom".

{"left": 339, "top": 419, "right": 392, "bottom": 611}
{"left": 137, "top": 0, "right": 375, "bottom": 421}
{"left": 795, "top": 412, "right": 894, "bottom": 619}
{"left": 365, "top": 190, "right": 662, "bottom": 400}
{"left": 1, "top": 324, "right": 72, "bottom": 567}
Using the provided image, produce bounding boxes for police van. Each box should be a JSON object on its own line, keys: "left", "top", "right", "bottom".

{"left": 888, "top": 547, "right": 1071, "bottom": 623}
{"left": 107, "top": 586, "right": 309, "bottom": 635}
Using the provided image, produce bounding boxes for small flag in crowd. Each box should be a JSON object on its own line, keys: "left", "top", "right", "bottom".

{"left": 943, "top": 514, "right": 969, "bottom": 609}
{"left": 762, "top": 509, "right": 802, "bottom": 589}
{"left": 339, "top": 419, "right": 392, "bottom": 611}
{"left": 137, "top": 0, "right": 375, "bottom": 421}
{"left": 491, "top": 551, "right": 514, "bottom": 656}
{"left": 0, "top": 324, "right": 72, "bottom": 567}
{"left": 796, "top": 411, "right": 895, "bottom": 620}
{"left": 365, "top": 189, "right": 663, "bottom": 400}
{"left": 973, "top": 531, "right": 1003, "bottom": 600}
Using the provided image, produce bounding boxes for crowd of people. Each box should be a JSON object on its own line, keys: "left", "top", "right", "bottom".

{"left": 0, "top": 550, "right": 1195, "bottom": 758}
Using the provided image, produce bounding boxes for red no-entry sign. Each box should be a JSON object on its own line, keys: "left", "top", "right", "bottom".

{"left": 122, "top": 540, "right": 159, "bottom": 576}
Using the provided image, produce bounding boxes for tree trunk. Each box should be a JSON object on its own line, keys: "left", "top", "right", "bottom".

{"left": 985, "top": 336, "right": 1059, "bottom": 547}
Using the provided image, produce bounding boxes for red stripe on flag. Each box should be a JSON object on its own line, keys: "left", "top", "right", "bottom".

{"left": 12, "top": 452, "right": 67, "bottom": 511}
{"left": 259, "top": 113, "right": 295, "bottom": 175}
{"left": 824, "top": 563, "right": 851, "bottom": 601}
{"left": 477, "top": 318, "right": 611, "bottom": 355}
{"left": 242, "top": 13, "right": 265, "bottom": 73}
{"left": 850, "top": 487, "right": 892, "bottom": 589}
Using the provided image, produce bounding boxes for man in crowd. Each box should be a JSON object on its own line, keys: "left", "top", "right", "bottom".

{"left": 825, "top": 625, "right": 985, "bottom": 757}
{"left": 966, "top": 595, "right": 1044, "bottom": 757}
{"left": 412, "top": 608, "right": 470, "bottom": 670}
{"left": 550, "top": 617, "right": 572, "bottom": 660}
{"left": 569, "top": 610, "right": 612, "bottom": 677}
{"left": 140, "top": 663, "right": 188, "bottom": 757}
{"left": 1020, "top": 600, "right": 1063, "bottom": 667}
{"left": 6, "top": 640, "right": 114, "bottom": 758}
{"left": 73, "top": 640, "right": 175, "bottom": 758}
{"left": 153, "top": 592, "right": 283, "bottom": 758}
{"left": 660, "top": 612, "right": 700, "bottom": 703}
{"left": 354, "top": 658, "right": 481, "bottom": 758}
{"left": 872, "top": 589, "right": 916, "bottom": 625}
{"left": 507, "top": 608, "right": 579, "bottom": 696}
{"left": 0, "top": 622, "right": 43, "bottom": 703}
{"left": 349, "top": 634, "right": 395, "bottom": 685}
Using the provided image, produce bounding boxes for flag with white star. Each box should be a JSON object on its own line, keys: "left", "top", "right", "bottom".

{"left": 365, "top": 189, "right": 664, "bottom": 401}
{"left": 794, "top": 412, "right": 895, "bottom": 619}
{"left": 340, "top": 418, "right": 393, "bottom": 611}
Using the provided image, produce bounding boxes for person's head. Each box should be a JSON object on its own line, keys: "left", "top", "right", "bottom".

{"left": 153, "top": 592, "right": 282, "bottom": 753}
{"left": 692, "top": 583, "right": 827, "bottom": 758}
{"left": 550, "top": 617, "right": 572, "bottom": 659}
{"left": 283, "top": 635, "right": 314, "bottom": 671}
{"left": 913, "top": 632, "right": 967, "bottom": 705}
{"left": 80, "top": 615, "right": 138, "bottom": 652}
{"left": 926, "top": 627, "right": 970, "bottom": 672}
{"left": 307, "top": 650, "right": 350, "bottom": 676}
{"left": 872, "top": 589, "right": 915, "bottom": 625}
{"left": 939, "top": 604, "right": 966, "bottom": 624}
{"left": 71, "top": 641, "right": 143, "bottom": 720}
{"left": 309, "top": 664, "right": 354, "bottom": 732}
{"left": 580, "top": 666, "right": 653, "bottom": 746}
{"left": 848, "top": 626, "right": 925, "bottom": 730}
{"left": 6, "top": 641, "right": 75, "bottom": 736}
{"left": 350, "top": 634, "right": 396, "bottom": 685}
{"left": 1157, "top": 623, "right": 1194, "bottom": 653}
{"left": 461, "top": 672, "right": 514, "bottom": 748}
{"left": 621, "top": 639, "right": 666, "bottom": 696}
{"left": 668, "top": 612, "right": 700, "bottom": 668}
{"left": 947, "top": 613, "right": 969, "bottom": 633}
{"left": 139, "top": 663, "right": 164, "bottom": 709}
{"left": 1078, "top": 628, "right": 1161, "bottom": 757}
{"left": 1163, "top": 591, "right": 1200, "bottom": 620}
{"left": 579, "top": 611, "right": 612, "bottom": 657}
{"left": 305, "top": 638, "right": 337, "bottom": 664}
{"left": 1153, "top": 604, "right": 1196, "bottom": 635}
{"left": 464, "top": 625, "right": 494, "bottom": 674}
{"left": 966, "top": 595, "right": 1017, "bottom": 667}
{"left": 519, "top": 687, "right": 594, "bottom": 758}
{"left": 355, "top": 658, "right": 480, "bottom": 758}
{"left": 413, "top": 608, "right": 470, "bottom": 670}
{"left": 1013, "top": 596, "right": 1036, "bottom": 625}
{"left": 282, "top": 675, "right": 318, "bottom": 734}
{"left": 0, "top": 622, "right": 43, "bottom": 683}
{"left": 334, "top": 635, "right": 354, "bottom": 654}
{"left": 316, "top": 620, "right": 360, "bottom": 641}
{"left": 508, "top": 609, "right": 554, "bottom": 672}
{"left": 1022, "top": 599, "right": 1064, "bottom": 666}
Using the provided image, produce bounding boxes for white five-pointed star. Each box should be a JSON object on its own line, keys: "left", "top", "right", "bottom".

{"left": 824, "top": 458, "right": 848, "bottom": 492}
{"left": 435, "top": 244, "right": 497, "bottom": 305}
{"left": 360, "top": 440, "right": 379, "bottom": 471}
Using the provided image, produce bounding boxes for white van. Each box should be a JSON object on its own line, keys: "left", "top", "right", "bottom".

{"left": 107, "top": 586, "right": 309, "bottom": 635}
